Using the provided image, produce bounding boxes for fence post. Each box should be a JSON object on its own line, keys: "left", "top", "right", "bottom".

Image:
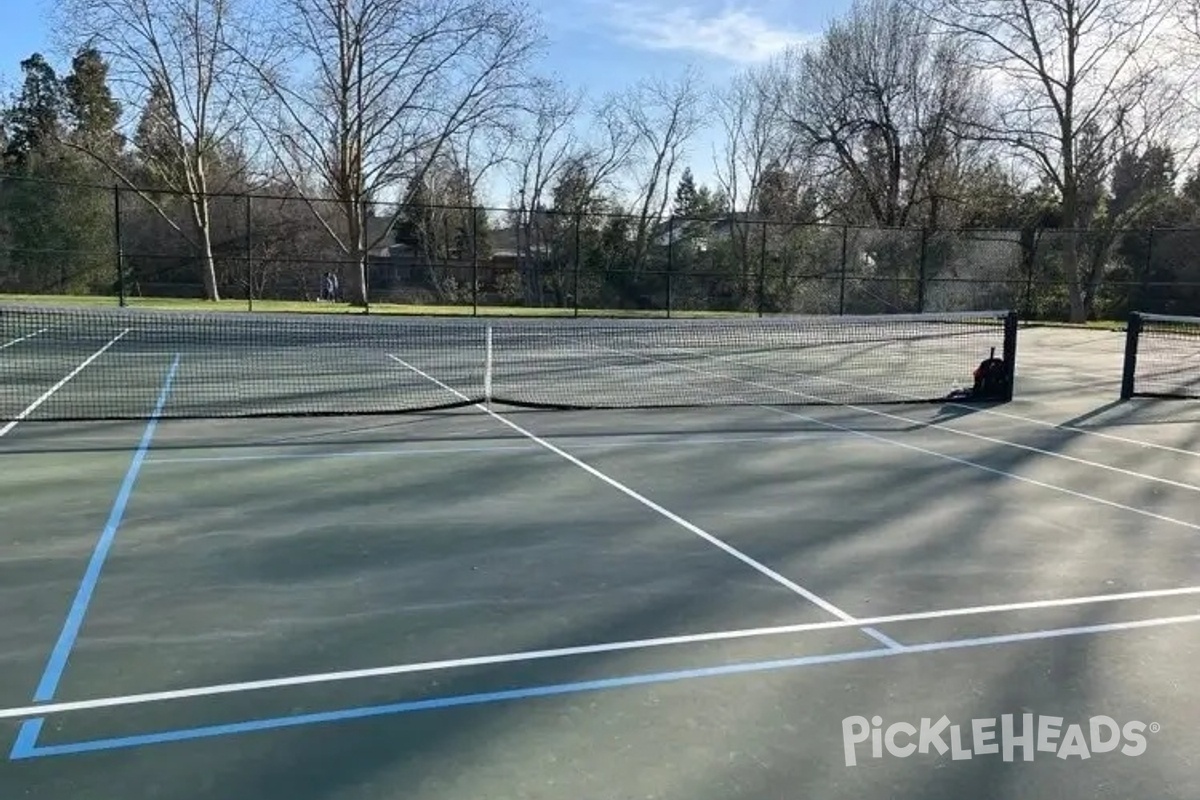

{"left": 757, "top": 218, "right": 767, "bottom": 317}
{"left": 838, "top": 225, "right": 848, "bottom": 315}
{"left": 917, "top": 227, "right": 929, "bottom": 313}
{"left": 471, "top": 205, "right": 479, "bottom": 316}
{"left": 666, "top": 216, "right": 674, "bottom": 319}
{"left": 362, "top": 198, "right": 370, "bottom": 315}
{"left": 114, "top": 185, "right": 125, "bottom": 308}
{"left": 573, "top": 212, "right": 581, "bottom": 318}
{"left": 245, "top": 193, "right": 253, "bottom": 312}
{"left": 1140, "top": 228, "right": 1154, "bottom": 312}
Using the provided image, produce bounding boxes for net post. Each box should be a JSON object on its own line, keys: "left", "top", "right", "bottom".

{"left": 1002, "top": 310, "right": 1018, "bottom": 401}
{"left": 1120, "top": 312, "right": 1142, "bottom": 400}
{"left": 114, "top": 184, "right": 125, "bottom": 308}
{"left": 484, "top": 325, "right": 494, "bottom": 407}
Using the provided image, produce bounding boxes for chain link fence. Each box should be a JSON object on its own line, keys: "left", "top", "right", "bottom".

{"left": 4, "top": 175, "right": 1200, "bottom": 319}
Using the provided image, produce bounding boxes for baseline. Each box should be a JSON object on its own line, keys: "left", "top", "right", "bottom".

{"left": 4, "top": 580, "right": 1195, "bottom": 723}
{"left": 11, "top": 610, "right": 1200, "bottom": 760}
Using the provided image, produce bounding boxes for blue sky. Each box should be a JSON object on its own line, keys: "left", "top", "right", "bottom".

{"left": 0, "top": 0, "right": 850, "bottom": 203}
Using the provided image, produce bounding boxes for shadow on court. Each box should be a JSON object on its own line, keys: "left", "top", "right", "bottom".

{"left": 3, "top": 395, "right": 1198, "bottom": 800}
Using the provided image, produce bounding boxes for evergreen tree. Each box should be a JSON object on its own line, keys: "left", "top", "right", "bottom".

{"left": 133, "top": 81, "right": 181, "bottom": 186}
{"left": 395, "top": 177, "right": 433, "bottom": 252}
{"left": 62, "top": 47, "right": 123, "bottom": 154}
{"left": 3, "top": 53, "right": 63, "bottom": 168}
{"left": 673, "top": 168, "right": 699, "bottom": 217}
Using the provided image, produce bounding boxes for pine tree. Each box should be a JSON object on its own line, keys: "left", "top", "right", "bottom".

{"left": 673, "top": 168, "right": 699, "bottom": 218}
{"left": 3, "top": 54, "right": 63, "bottom": 169}
{"left": 62, "top": 47, "right": 123, "bottom": 154}
{"left": 133, "top": 81, "right": 181, "bottom": 186}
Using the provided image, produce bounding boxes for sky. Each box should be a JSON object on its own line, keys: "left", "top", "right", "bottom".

{"left": 0, "top": 0, "right": 849, "bottom": 204}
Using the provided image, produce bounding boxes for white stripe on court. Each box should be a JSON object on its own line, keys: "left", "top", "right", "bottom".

{"left": 741, "top": 352, "right": 1199, "bottom": 458}
{"left": 699, "top": 345, "right": 1197, "bottom": 458}
{"left": 573, "top": 328, "right": 1190, "bottom": 459}
{"left": 0, "top": 328, "right": 47, "bottom": 351}
{"left": 589, "top": 342, "right": 1200, "bottom": 509}
{"left": 1, "top": 584, "right": 1197, "bottom": 722}
{"left": 0, "top": 330, "right": 129, "bottom": 439}
{"left": 385, "top": 354, "right": 866, "bottom": 628}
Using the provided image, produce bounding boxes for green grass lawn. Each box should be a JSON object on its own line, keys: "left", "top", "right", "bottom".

{"left": 0, "top": 292, "right": 1133, "bottom": 327}
{"left": 0, "top": 293, "right": 757, "bottom": 319}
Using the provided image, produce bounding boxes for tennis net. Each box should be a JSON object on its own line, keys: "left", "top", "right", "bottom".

{"left": 1121, "top": 312, "right": 1200, "bottom": 400}
{"left": 0, "top": 303, "right": 1018, "bottom": 422}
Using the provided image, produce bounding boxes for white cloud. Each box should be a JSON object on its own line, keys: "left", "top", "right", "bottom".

{"left": 608, "top": 4, "right": 814, "bottom": 64}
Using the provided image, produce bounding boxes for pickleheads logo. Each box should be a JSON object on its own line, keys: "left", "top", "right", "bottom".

{"left": 841, "top": 714, "right": 1159, "bottom": 766}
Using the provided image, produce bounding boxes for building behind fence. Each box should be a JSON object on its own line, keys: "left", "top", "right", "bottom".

{"left": 2, "top": 176, "right": 1199, "bottom": 318}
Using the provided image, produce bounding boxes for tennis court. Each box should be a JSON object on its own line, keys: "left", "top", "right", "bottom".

{"left": 1, "top": 305, "right": 1198, "bottom": 800}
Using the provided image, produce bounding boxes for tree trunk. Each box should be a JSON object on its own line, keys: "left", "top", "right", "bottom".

{"left": 192, "top": 205, "right": 220, "bottom": 302}
{"left": 1060, "top": 182, "right": 1086, "bottom": 322}
{"left": 345, "top": 197, "right": 368, "bottom": 307}
{"left": 1063, "top": 231, "right": 1086, "bottom": 322}
{"left": 199, "top": 236, "right": 219, "bottom": 302}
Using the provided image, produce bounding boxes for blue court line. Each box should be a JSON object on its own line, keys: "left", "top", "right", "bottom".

{"left": 12, "top": 612, "right": 1200, "bottom": 760}
{"left": 12, "top": 355, "right": 180, "bottom": 757}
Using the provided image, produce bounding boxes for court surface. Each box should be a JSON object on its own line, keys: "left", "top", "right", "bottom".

{"left": 2, "top": 321, "right": 1199, "bottom": 800}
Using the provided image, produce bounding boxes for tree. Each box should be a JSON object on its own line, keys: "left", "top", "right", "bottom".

{"left": 673, "top": 168, "right": 698, "bottom": 217}
{"left": 2, "top": 54, "right": 63, "bottom": 167}
{"left": 915, "top": 0, "right": 1184, "bottom": 320}
{"left": 712, "top": 52, "right": 799, "bottom": 218}
{"left": 246, "top": 0, "right": 542, "bottom": 307}
{"left": 61, "top": 47, "right": 122, "bottom": 155}
{"left": 58, "top": 0, "right": 265, "bottom": 301}
{"left": 1, "top": 53, "right": 116, "bottom": 294}
{"left": 618, "top": 68, "right": 703, "bottom": 275}
{"left": 788, "top": 0, "right": 986, "bottom": 229}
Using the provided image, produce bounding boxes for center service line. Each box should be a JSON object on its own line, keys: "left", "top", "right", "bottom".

{"left": 383, "top": 353, "right": 899, "bottom": 650}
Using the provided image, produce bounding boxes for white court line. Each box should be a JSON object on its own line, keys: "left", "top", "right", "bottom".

{"left": 591, "top": 341, "right": 1200, "bottom": 496}
{"left": 0, "top": 328, "right": 47, "bottom": 351}
{"left": 747, "top": 350, "right": 1199, "bottom": 458}
{"left": 586, "top": 330, "right": 1197, "bottom": 459}
{"left": 145, "top": 432, "right": 849, "bottom": 464}
{"left": 384, "top": 354, "right": 877, "bottom": 635}
{"left": 1, "top": 584, "right": 1198, "bottom": 722}
{"left": 582, "top": 343, "right": 1200, "bottom": 530}
{"left": 0, "top": 330, "right": 129, "bottom": 439}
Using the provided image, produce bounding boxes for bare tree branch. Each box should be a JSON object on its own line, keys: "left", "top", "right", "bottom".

{"left": 237, "top": 0, "right": 542, "bottom": 305}
{"left": 57, "top": 0, "right": 264, "bottom": 300}
{"left": 909, "top": 0, "right": 1186, "bottom": 320}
